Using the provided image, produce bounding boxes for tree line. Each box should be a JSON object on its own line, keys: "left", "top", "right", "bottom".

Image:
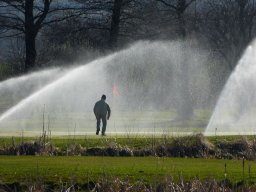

{"left": 0, "top": 0, "right": 255, "bottom": 77}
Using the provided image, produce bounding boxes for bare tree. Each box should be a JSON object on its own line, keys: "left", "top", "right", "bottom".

{"left": 0, "top": 0, "right": 98, "bottom": 72}
{"left": 156, "top": 0, "right": 196, "bottom": 37}
{"left": 108, "top": 0, "right": 123, "bottom": 48}
{"left": 0, "top": 0, "right": 54, "bottom": 71}
{"left": 156, "top": 0, "right": 196, "bottom": 120}
{"left": 108, "top": 0, "right": 146, "bottom": 48}
{"left": 73, "top": 0, "right": 146, "bottom": 49}
{"left": 201, "top": 0, "right": 256, "bottom": 70}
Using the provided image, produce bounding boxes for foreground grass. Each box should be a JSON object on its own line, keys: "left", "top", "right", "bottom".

{"left": 0, "top": 156, "right": 255, "bottom": 185}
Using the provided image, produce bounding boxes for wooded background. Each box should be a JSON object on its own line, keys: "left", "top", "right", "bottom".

{"left": 0, "top": 0, "right": 255, "bottom": 81}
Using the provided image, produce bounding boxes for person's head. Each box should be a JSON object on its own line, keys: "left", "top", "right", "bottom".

{"left": 101, "top": 94, "right": 106, "bottom": 100}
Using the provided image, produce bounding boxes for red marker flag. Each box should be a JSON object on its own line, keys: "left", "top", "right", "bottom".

{"left": 112, "top": 83, "right": 120, "bottom": 97}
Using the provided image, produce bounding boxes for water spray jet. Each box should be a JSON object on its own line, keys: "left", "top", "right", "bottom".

{"left": 0, "top": 41, "right": 210, "bottom": 135}
{"left": 205, "top": 40, "right": 256, "bottom": 136}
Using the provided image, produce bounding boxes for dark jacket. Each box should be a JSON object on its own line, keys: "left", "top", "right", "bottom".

{"left": 93, "top": 99, "right": 111, "bottom": 119}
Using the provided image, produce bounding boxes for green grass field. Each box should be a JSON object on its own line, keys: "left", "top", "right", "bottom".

{"left": 0, "top": 156, "right": 255, "bottom": 185}
{"left": 0, "top": 110, "right": 208, "bottom": 135}
{"left": 1, "top": 122, "right": 255, "bottom": 187}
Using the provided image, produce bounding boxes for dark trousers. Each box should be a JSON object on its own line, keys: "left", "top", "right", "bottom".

{"left": 96, "top": 114, "right": 107, "bottom": 134}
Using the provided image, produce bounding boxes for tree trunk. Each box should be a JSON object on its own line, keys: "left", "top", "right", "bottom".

{"left": 109, "top": 0, "right": 123, "bottom": 49}
{"left": 25, "top": 32, "right": 36, "bottom": 72}
{"left": 176, "top": 4, "right": 193, "bottom": 120}
{"left": 25, "top": 0, "right": 36, "bottom": 72}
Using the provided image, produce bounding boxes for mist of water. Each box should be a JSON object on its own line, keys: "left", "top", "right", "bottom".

{"left": 0, "top": 68, "right": 68, "bottom": 112}
{"left": 205, "top": 40, "right": 256, "bottom": 136}
{"left": 0, "top": 41, "right": 210, "bottom": 135}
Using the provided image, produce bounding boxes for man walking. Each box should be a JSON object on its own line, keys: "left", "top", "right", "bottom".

{"left": 93, "top": 94, "right": 111, "bottom": 136}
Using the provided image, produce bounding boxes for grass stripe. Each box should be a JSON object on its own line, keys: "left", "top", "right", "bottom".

{"left": 0, "top": 156, "right": 255, "bottom": 184}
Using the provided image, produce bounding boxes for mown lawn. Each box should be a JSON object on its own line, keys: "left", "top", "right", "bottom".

{"left": 0, "top": 156, "right": 255, "bottom": 184}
